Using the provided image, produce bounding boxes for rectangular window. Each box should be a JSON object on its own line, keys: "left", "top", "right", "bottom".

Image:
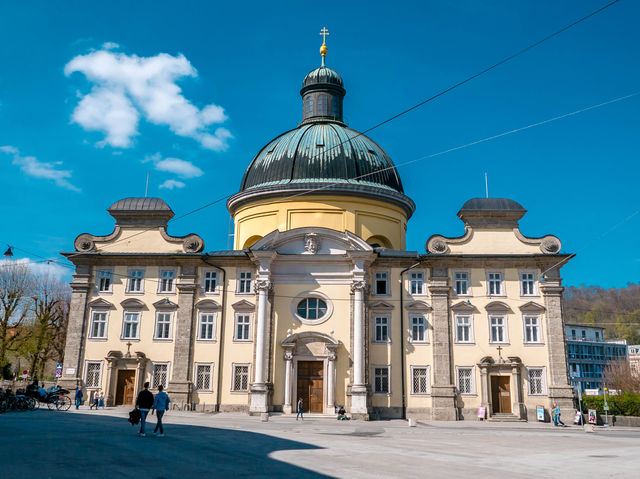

{"left": 455, "top": 315, "right": 473, "bottom": 343}
{"left": 85, "top": 361, "right": 102, "bottom": 388}
{"left": 122, "top": 312, "right": 140, "bottom": 339}
{"left": 490, "top": 316, "right": 507, "bottom": 343}
{"left": 524, "top": 316, "right": 542, "bottom": 343}
{"left": 520, "top": 272, "right": 536, "bottom": 296}
{"left": 374, "top": 272, "right": 388, "bottom": 295}
{"left": 454, "top": 271, "right": 469, "bottom": 296}
{"left": 97, "top": 269, "right": 112, "bottom": 292}
{"left": 487, "top": 272, "right": 502, "bottom": 295}
{"left": 198, "top": 313, "right": 216, "bottom": 340}
{"left": 232, "top": 364, "right": 249, "bottom": 391}
{"left": 595, "top": 331, "right": 600, "bottom": 340}
{"left": 527, "top": 367, "right": 546, "bottom": 395}
{"left": 89, "top": 311, "right": 107, "bottom": 339}
{"left": 203, "top": 270, "right": 218, "bottom": 293}
{"left": 127, "top": 269, "right": 144, "bottom": 293}
{"left": 235, "top": 314, "right": 251, "bottom": 341}
{"left": 374, "top": 316, "right": 389, "bottom": 342}
{"left": 237, "top": 271, "right": 252, "bottom": 294}
{"left": 159, "top": 270, "right": 175, "bottom": 293}
{"left": 410, "top": 315, "right": 427, "bottom": 343}
{"left": 374, "top": 366, "right": 390, "bottom": 394}
{"left": 195, "top": 363, "right": 213, "bottom": 391}
{"left": 457, "top": 367, "right": 474, "bottom": 394}
{"left": 410, "top": 272, "right": 425, "bottom": 295}
{"left": 151, "top": 363, "right": 169, "bottom": 389}
{"left": 411, "top": 366, "right": 430, "bottom": 395}
{"left": 154, "top": 312, "right": 172, "bottom": 340}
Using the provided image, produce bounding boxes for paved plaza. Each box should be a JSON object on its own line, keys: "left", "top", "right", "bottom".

{"left": 2, "top": 408, "right": 639, "bottom": 478}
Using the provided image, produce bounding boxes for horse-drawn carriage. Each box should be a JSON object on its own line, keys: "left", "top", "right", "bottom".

{"left": 24, "top": 384, "right": 72, "bottom": 411}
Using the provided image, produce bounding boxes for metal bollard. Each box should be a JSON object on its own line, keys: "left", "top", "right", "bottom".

{"left": 261, "top": 413, "right": 269, "bottom": 422}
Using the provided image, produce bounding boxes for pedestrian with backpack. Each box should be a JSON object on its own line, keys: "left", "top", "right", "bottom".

{"left": 135, "top": 382, "right": 154, "bottom": 437}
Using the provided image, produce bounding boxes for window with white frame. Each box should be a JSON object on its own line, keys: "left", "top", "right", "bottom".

{"left": 237, "top": 271, "right": 252, "bottom": 294}
{"left": 198, "top": 312, "right": 216, "bottom": 340}
{"left": 97, "top": 269, "right": 112, "bottom": 293}
{"left": 454, "top": 271, "right": 470, "bottom": 296}
{"left": 489, "top": 315, "right": 507, "bottom": 343}
{"left": 455, "top": 315, "right": 473, "bottom": 343}
{"left": 154, "top": 312, "right": 172, "bottom": 340}
{"left": 524, "top": 316, "right": 542, "bottom": 343}
{"left": 409, "top": 271, "right": 426, "bottom": 295}
{"left": 235, "top": 314, "right": 251, "bottom": 341}
{"left": 374, "top": 366, "right": 390, "bottom": 394}
{"left": 374, "top": 271, "right": 388, "bottom": 295}
{"left": 457, "top": 367, "right": 474, "bottom": 394}
{"left": 232, "top": 364, "right": 249, "bottom": 391}
{"left": 374, "top": 316, "right": 389, "bottom": 342}
{"left": 85, "top": 361, "right": 102, "bottom": 388}
{"left": 151, "top": 362, "right": 169, "bottom": 389}
{"left": 195, "top": 363, "right": 213, "bottom": 391}
{"left": 89, "top": 311, "right": 107, "bottom": 339}
{"left": 122, "top": 312, "right": 140, "bottom": 339}
{"left": 127, "top": 269, "right": 144, "bottom": 293}
{"left": 410, "top": 315, "right": 428, "bottom": 343}
{"left": 487, "top": 272, "right": 503, "bottom": 296}
{"left": 411, "top": 366, "right": 430, "bottom": 395}
{"left": 527, "top": 367, "right": 546, "bottom": 395}
{"left": 158, "top": 270, "right": 175, "bottom": 293}
{"left": 203, "top": 270, "right": 218, "bottom": 294}
{"left": 520, "top": 272, "right": 536, "bottom": 296}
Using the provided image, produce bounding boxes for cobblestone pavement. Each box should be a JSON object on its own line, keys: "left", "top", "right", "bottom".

{"left": 2, "top": 407, "right": 639, "bottom": 478}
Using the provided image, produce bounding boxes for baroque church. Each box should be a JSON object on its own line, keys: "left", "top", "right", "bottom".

{"left": 59, "top": 36, "right": 574, "bottom": 421}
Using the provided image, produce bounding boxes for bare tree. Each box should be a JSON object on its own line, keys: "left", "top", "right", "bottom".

{"left": 603, "top": 360, "right": 640, "bottom": 394}
{"left": 0, "top": 261, "right": 34, "bottom": 377}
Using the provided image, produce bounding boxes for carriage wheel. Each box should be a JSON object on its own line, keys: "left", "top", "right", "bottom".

{"left": 47, "top": 398, "right": 58, "bottom": 410}
{"left": 56, "top": 396, "right": 71, "bottom": 411}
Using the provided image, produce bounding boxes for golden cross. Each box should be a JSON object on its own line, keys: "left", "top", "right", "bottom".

{"left": 319, "top": 27, "right": 329, "bottom": 44}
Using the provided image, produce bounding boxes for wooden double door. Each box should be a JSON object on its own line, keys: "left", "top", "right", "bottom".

{"left": 296, "top": 361, "right": 324, "bottom": 413}
{"left": 115, "top": 370, "right": 136, "bottom": 406}
{"left": 491, "top": 376, "right": 512, "bottom": 414}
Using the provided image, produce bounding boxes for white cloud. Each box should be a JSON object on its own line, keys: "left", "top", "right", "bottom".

{"left": 159, "top": 179, "right": 185, "bottom": 190}
{"left": 155, "top": 157, "right": 203, "bottom": 178}
{"left": 1, "top": 258, "right": 70, "bottom": 280}
{"left": 1, "top": 146, "right": 80, "bottom": 192}
{"left": 65, "top": 48, "right": 232, "bottom": 150}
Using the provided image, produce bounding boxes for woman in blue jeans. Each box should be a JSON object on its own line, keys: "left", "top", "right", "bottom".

{"left": 152, "top": 384, "right": 171, "bottom": 437}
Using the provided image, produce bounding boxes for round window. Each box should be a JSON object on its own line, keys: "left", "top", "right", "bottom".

{"left": 296, "top": 297, "right": 328, "bottom": 321}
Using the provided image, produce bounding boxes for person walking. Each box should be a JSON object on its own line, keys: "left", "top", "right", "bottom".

{"left": 75, "top": 386, "right": 83, "bottom": 410}
{"left": 296, "top": 397, "right": 304, "bottom": 421}
{"left": 98, "top": 390, "right": 104, "bottom": 409}
{"left": 552, "top": 403, "right": 566, "bottom": 427}
{"left": 135, "top": 382, "right": 154, "bottom": 437}
{"left": 151, "top": 384, "right": 171, "bottom": 437}
{"left": 89, "top": 390, "right": 99, "bottom": 410}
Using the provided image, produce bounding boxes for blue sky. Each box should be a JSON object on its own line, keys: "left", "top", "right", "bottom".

{"left": 0, "top": 0, "right": 638, "bottom": 288}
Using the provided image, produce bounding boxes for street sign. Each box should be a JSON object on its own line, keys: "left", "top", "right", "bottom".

{"left": 603, "top": 405, "right": 610, "bottom": 411}
{"left": 536, "top": 406, "right": 545, "bottom": 421}
{"left": 55, "top": 364, "right": 62, "bottom": 378}
{"left": 585, "top": 389, "right": 600, "bottom": 396}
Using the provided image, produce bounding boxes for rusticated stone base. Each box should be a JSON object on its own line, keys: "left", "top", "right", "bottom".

{"left": 431, "top": 384, "right": 458, "bottom": 421}
{"left": 168, "top": 380, "right": 193, "bottom": 405}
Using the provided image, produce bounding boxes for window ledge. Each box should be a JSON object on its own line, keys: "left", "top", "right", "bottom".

{"left": 152, "top": 339, "right": 174, "bottom": 343}
{"left": 121, "top": 338, "right": 140, "bottom": 342}
{"left": 488, "top": 342, "right": 510, "bottom": 346}
{"left": 125, "top": 291, "right": 145, "bottom": 296}
{"left": 230, "top": 390, "right": 249, "bottom": 394}
{"left": 235, "top": 292, "right": 254, "bottom": 296}
{"left": 233, "top": 340, "right": 252, "bottom": 343}
{"left": 410, "top": 393, "right": 432, "bottom": 397}
{"left": 87, "top": 338, "right": 108, "bottom": 342}
{"left": 523, "top": 342, "right": 545, "bottom": 347}
{"left": 373, "top": 341, "right": 392, "bottom": 345}
{"left": 409, "top": 341, "right": 430, "bottom": 345}
{"left": 373, "top": 392, "right": 392, "bottom": 396}
{"left": 196, "top": 339, "right": 218, "bottom": 343}
{"left": 157, "top": 292, "right": 177, "bottom": 296}
{"left": 454, "top": 342, "right": 476, "bottom": 346}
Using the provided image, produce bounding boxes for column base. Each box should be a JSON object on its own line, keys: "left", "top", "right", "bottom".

{"left": 57, "top": 377, "right": 81, "bottom": 392}
{"left": 249, "top": 383, "right": 271, "bottom": 414}
{"left": 283, "top": 404, "right": 293, "bottom": 414}
{"left": 431, "top": 384, "right": 458, "bottom": 421}
{"left": 548, "top": 384, "right": 575, "bottom": 419}
{"left": 350, "top": 385, "right": 369, "bottom": 417}
{"left": 168, "top": 381, "right": 193, "bottom": 408}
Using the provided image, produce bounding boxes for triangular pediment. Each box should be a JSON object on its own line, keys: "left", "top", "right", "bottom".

{"left": 88, "top": 298, "right": 114, "bottom": 308}
{"left": 369, "top": 300, "right": 394, "bottom": 310}
{"left": 519, "top": 301, "right": 546, "bottom": 313}
{"left": 232, "top": 299, "right": 255, "bottom": 311}
{"left": 250, "top": 227, "right": 372, "bottom": 255}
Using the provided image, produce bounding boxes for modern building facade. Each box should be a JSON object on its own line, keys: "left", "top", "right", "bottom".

{"left": 59, "top": 38, "right": 575, "bottom": 421}
{"left": 565, "top": 323, "right": 628, "bottom": 393}
{"left": 629, "top": 345, "right": 640, "bottom": 378}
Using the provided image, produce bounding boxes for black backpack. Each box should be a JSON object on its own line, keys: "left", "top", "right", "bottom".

{"left": 128, "top": 408, "right": 141, "bottom": 425}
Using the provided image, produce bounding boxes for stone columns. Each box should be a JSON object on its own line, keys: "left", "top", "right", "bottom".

{"left": 134, "top": 355, "right": 147, "bottom": 405}
{"left": 327, "top": 345, "right": 338, "bottom": 413}
{"left": 250, "top": 279, "right": 272, "bottom": 413}
{"left": 350, "top": 280, "right": 368, "bottom": 415}
{"left": 479, "top": 364, "right": 490, "bottom": 416}
{"left": 428, "top": 268, "right": 457, "bottom": 420}
{"left": 510, "top": 358, "right": 525, "bottom": 419}
{"left": 58, "top": 267, "right": 91, "bottom": 391}
{"left": 282, "top": 347, "right": 294, "bottom": 414}
{"left": 541, "top": 277, "right": 574, "bottom": 419}
{"left": 104, "top": 359, "right": 116, "bottom": 407}
{"left": 168, "top": 267, "right": 197, "bottom": 405}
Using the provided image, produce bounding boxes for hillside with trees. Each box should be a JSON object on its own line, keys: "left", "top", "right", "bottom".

{"left": 564, "top": 283, "right": 640, "bottom": 345}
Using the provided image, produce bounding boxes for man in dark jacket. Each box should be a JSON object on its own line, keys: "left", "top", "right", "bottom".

{"left": 135, "top": 382, "right": 154, "bottom": 437}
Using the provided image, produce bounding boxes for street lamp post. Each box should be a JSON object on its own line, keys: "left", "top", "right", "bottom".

{"left": 603, "top": 386, "right": 609, "bottom": 427}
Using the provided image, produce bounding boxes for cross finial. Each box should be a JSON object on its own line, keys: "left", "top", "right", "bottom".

{"left": 125, "top": 342, "right": 132, "bottom": 358}
{"left": 496, "top": 345, "right": 504, "bottom": 362}
{"left": 319, "top": 27, "right": 329, "bottom": 67}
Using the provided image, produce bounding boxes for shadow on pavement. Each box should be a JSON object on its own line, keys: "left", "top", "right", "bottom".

{"left": 1, "top": 410, "right": 331, "bottom": 478}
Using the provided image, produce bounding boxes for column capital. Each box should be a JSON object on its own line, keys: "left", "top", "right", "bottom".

{"left": 255, "top": 279, "right": 272, "bottom": 293}
{"left": 283, "top": 348, "right": 294, "bottom": 361}
{"left": 350, "top": 280, "right": 368, "bottom": 294}
{"left": 540, "top": 283, "right": 564, "bottom": 295}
